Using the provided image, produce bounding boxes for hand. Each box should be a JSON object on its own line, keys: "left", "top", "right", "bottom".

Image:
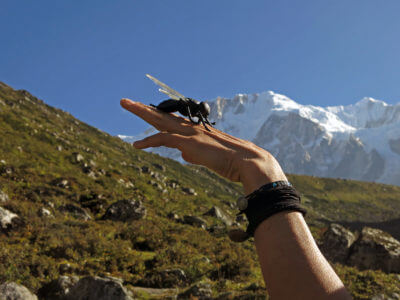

{"left": 120, "top": 99, "right": 287, "bottom": 195}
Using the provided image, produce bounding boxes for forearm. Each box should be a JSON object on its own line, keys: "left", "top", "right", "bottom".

{"left": 254, "top": 211, "right": 352, "bottom": 300}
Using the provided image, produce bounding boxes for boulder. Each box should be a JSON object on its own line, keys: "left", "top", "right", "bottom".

{"left": 0, "top": 190, "right": 9, "bottom": 203}
{"left": 167, "top": 180, "right": 179, "bottom": 189}
{"left": 319, "top": 223, "right": 356, "bottom": 263}
{"left": 66, "top": 276, "right": 133, "bottom": 300}
{"left": 38, "top": 207, "right": 52, "bottom": 217}
{"left": 182, "top": 215, "right": 207, "bottom": 229}
{"left": 53, "top": 179, "right": 69, "bottom": 189}
{"left": 203, "top": 206, "right": 233, "bottom": 226}
{"left": 102, "top": 200, "right": 146, "bottom": 222}
{"left": 152, "top": 163, "right": 166, "bottom": 171}
{"left": 0, "top": 207, "right": 21, "bottom": 232}
{"left": 58, "top": 204, "right": 92, "bottom": 221}
{"left": 72, "top": 153, "right": 84, "bottom": 164}
{"left": 0, "top": 282, "right": 38, "bottom": 300}
{"left": 347, "top": 227, "right": 400, "bottom": 273}
{"left": 177, "top": 282, "right": 212, "bottom": 300}
{"left": 182, "top": 187, "right": 197, "bottom": 196}
{"left": 38, "top": 275, "right": 79, "bottom": 300}
{"left": 158, "top": 269, "right": 188, "bottom": 287}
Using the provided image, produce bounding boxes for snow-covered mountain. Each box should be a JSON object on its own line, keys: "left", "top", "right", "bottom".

{"left": 119, "top": 91, "right": 400, "bottom": 186}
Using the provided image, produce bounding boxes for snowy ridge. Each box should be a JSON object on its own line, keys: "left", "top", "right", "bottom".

{"left": 119, "top": 91, "right": 400, "bottom": 186}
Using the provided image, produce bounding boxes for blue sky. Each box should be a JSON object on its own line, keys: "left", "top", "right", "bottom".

{"left": 1, "top": 0, "right": 399, "bottom": 136}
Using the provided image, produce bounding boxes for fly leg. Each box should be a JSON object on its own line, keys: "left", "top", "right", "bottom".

{"left": 198, "top": 113, "right": 211, "bottom": 131}
{"left": 186, "top": 106, "right": 201, "bottom": 124}
{"left": 204, "top": 117, "right": 216, "bottom": 126}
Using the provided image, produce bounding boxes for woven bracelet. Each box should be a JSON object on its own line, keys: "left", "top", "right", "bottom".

{"left": 228, "top": 181, "right": 307, "bottom": 243}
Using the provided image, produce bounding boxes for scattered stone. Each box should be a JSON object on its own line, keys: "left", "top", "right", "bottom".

{"left": 0, "top": 282, "right": 38, "bottom": 300}
{"left": 167, "top": 212, "right": 180, "bottom": 221}
{"left": 0, "top": 160, "right": 6, "bottom": 165}
{"left": 159, "top": 269, "right": 188, "bottom": 286}
{"left": 167, "top": 180, "right": 179, "bottom": 189}
{"left": 235, "top": 215, "right": 246, "bottom": 224}
{"left": 58, "top": 204, "right": 92, "bottom": 221}
{"left": 182, "top": 187, "right": 197, "bottom": 196}
{"left": 0, "top": 207, "right": 21, "bottom": 232}
{"left": 148, "top": 180, "right": 163, "bottom": 191}
{"left": 53, "top": 179, "right": 69, "bottom": 189}
{"left": 347, "top": 227, "right": 400, "bottom": 273}
{"left": 152, "top": 163, "right": 166, "bottom": 171}
{"left": 57, "top": 145, "right": 63, "bottom": 151}
{"left": 102, "top": 200, "right": 146, "bottom": 222}
{"left": 203, "top": 206, "right": 233, "bottom": 226}
{"left": 72, "top": 152, "right": 84, "bottom": 164}
{"left": 66, "top": 276, "right": 133, "bottom": 300}
{"left": 319, "top": 223, "right": 356, "bottom": 264}
{"left": 182, "top": 215, "right": 207, "bottom": 229}
{"left": 0, "top": 190, "right": 9, "bottom": 203}
{"left": 141, "top": 166, "right": 150, "bottom": 173}
{"left": 177, "top": 282, "right": 212, "bottom": 300}
{"left": 38, "top": 207, "right": 52, "bottom": 217}
{"left": 58, "top": 264, "right": 72, "bottom": 275}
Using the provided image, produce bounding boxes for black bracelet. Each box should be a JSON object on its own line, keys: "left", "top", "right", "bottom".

{"left": 228, "top": 181, "right": 307, "bottom": 243}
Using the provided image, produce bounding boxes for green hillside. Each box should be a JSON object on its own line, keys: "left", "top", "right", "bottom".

{"left": 0, "top": 82, "right": 399, "bottom": 299}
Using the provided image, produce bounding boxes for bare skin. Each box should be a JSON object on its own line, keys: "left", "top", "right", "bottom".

{"left": 120, "top": 98, "right": 352, "bottom": 299}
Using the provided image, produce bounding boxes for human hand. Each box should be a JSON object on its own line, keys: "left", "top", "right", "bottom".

{"left": 120, "top": 99, "right": 287, "bottom": 195}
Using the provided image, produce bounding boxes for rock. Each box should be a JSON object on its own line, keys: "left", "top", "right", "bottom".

{"left": 0, "top": 207, "right": 21, "bottom": 232}
{"left": 177, "top": 282, "right": 212, "bottom": 300}
{"left": 66, "top": 276, "right": 133, "bottom": 300}
{"left": 141, "top": 166, "right": 150, "bottom": 173}
{"left": 38, "top": 275, "right": 79, "bottom": 300}
{"left": 159, "top": 269, "right": 188, "bottom": 286}
{"left": 319, "top": 223, "right": 356, "bottom": 263}
{"left": 102, "top": 200, "right": 146, "bottom": 222}
{"left": 235, "top": 215, "right": 246, "bottom": 224}
{"left": 182, "top": 187, "right": 197, "bottom": 196}
{"left": 53, "top": 179, "right": 69, "bottom": 189}
{"left": 152, "top": 163, "right": 166, "bottom": 171}
{"left": 57, "top": 145, "right": 63, "bottom": 151}
{"left": 0, "top": 282, "right": 38, "bottom": 300}
{"left": 182, "top": 215, "right": 207, "bottom": 229}
{"left": 72, "top": 152, "right": 84, "bottom": 164}
{"left": 167, "top": 212, "right": 180, "bottom": 221}
{"left": 38, "top": 207, "right": 52, "bottom": 217}
{"left": 347, "top": 227, "right": 400, "bottom": 273}
{"left": 203, "top": 206, "right": 233, "bottom": 226}
{"left": 59, "top": 263, "right": 72, "bottom": 274}
{"left": 58, "top": 204, "right": 92, "bottom": 221}
{"left": 167, "top": 180, "right": 179, "bottom": 189}
{"left": 0, "top": 190, "right": 9, "bottom": 203}
{"left": 391, "top": 293, "right": 400, "bottom": 300}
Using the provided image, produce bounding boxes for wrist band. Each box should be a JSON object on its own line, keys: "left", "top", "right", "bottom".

{"left": 228, "top": 181, "right": 307, "bottom": 243}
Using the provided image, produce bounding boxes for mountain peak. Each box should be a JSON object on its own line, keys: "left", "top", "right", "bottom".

{"left": 355, "top": 97, "right": 388, "bottom": 107}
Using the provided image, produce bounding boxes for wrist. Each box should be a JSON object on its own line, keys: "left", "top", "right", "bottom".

{"left": 240, "top": 158, "right": 287, "bottom": 195}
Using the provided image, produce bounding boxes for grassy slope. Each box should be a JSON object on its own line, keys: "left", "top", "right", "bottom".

{"left": 0, "top": 82, "right": 399, "bottom": 299}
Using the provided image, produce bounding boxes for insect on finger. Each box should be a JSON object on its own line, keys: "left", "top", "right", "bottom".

{"left": 120, "top": 99, "right": 193, "bottom": 134}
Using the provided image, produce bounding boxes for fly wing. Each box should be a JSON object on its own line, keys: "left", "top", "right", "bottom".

{"left": 146, "top": 74, "right": 186, "bottom": 101}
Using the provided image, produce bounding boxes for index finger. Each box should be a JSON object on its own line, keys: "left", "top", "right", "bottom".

{"left": 120, "top": 98, "right": 195, "bottom": 134}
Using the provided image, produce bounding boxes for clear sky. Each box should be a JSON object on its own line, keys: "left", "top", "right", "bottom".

{"left": 1, "top": 0, "right": 399, "bottom": 136}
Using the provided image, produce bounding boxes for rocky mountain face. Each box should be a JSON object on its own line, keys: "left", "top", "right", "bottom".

{"left": 123, "top": 92, "right": 400, "bottom": 186}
